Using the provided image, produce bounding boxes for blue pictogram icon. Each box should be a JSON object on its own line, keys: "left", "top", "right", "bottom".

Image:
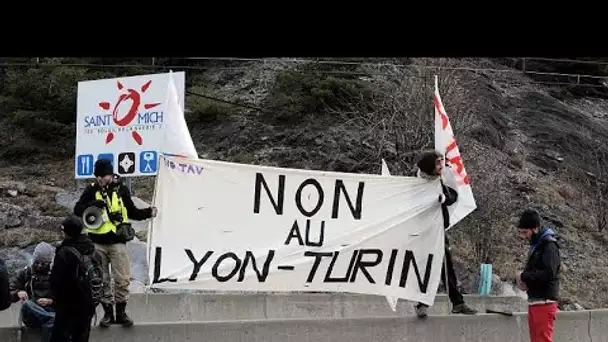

{"left": 139, "top": 151, "right": 158, "bottom": 174}
{"left": 76, "top": 154, "right": 94, "bottom": 177}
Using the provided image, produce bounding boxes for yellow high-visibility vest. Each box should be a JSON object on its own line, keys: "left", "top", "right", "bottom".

{"left": 85, "top": 186, "right": 129, "bottom": 235}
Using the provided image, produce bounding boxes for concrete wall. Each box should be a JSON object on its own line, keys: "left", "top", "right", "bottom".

{"left": 0, "top": 293, "right": 528, "bottom": 327}
{"left": 0, "top": 310, "right": 605, "bottom": 342}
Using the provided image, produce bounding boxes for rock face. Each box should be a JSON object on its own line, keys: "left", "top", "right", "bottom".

{"left": 54, "top": 191, "right": 80, "bottom": 212}
{"left": 0, "top": 181, "right": 65, "bottom": 250}
{"left": 0, "top": 202, "right": 24, "bottom": 229}
{"left": 0, "top": 181, "right": 28, "bottom": 197}
{"left": 0, "top": 245, "right": 39, "bottom": 276}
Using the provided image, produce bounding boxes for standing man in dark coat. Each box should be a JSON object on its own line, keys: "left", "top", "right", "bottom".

{"left": 49, "top": 216, "right": 98, "bottom": 342}
{"left": 516, "top": 209, "right": 561, "bottom": 342}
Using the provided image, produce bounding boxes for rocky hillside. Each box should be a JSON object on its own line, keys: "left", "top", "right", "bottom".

{"left": 0, "top": 57, "right": 607, "bottom": 310}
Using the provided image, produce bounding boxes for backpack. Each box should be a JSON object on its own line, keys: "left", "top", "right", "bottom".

{"left": 63, "top": 246, "right": 104, "bottom": 308}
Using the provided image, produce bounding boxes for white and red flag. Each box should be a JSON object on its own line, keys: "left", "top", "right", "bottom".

{"left": 433, "top": 75, "right": 477, "bottom": 229}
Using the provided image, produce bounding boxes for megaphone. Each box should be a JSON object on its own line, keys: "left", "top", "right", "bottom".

{"left": 82, "top": 206, "right": 105, "bottom": 230}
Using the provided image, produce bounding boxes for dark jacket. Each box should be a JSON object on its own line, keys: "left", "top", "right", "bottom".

{"left": 521, "top": 227, "right": 561, "bottom": 301}
{"left": 440, "top": 179, "right": 458, "bottom": 229}
{"left": 440, "top": 179, "right": 458, "bottom": 247}
{"left": 9, "top": 264, "right": 53, "bottom": 307}
{"left": 50, "top": 234, "right": 98, "bottom": 318}
{"left": 73, "top": 175, "right": 152, "bottom": 245}
{"left": 0, "top": 258, "right": 10, "bottom": 311}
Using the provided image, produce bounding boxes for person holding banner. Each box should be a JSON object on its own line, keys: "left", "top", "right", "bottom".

{"left": 73, "top": 159, "right": 157, "bottom": 328}
{"left": 413, "top": 150, "right": 477, "bottom": 318}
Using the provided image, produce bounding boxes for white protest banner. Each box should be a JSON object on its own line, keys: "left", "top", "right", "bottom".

{"left": 433, "top": 75, "right": 477, "bottom": 228}
{"left": 148, "top": 155, "right": 447, "bottom": 305}
{"left": 379, "top": 159, "right": 400, "bottom": 311}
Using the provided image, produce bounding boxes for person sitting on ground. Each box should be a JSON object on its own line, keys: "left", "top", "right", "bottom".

{"left": 10, "top": 242, "right": 56, "bottom": 342}
{"left": 413, "top": 150, "right": 477, "bottom": 318}
{"left": 0, "top": 256, "right": 10, "bottom": 312}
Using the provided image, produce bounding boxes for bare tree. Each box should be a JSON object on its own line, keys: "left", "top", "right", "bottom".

{"left": 329, "top": 58, "right": 480, "bottom": 174}
{"left": 587, "top": 144, "right": 608, "bottom": 232}
{"left": 323, "top": 57, "right": 509, "bottom": 265}
{"left": 466, "top": 181, "right": 506, "bottom": 265}
{"left": 567, "top": 126, "right": 608, "bottom": 232}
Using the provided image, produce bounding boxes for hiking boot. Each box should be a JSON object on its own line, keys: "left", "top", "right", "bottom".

{"left": 452, "top": 303, "right": 477, "bottom": 315}
{"left": 115, "top": 302, "right": 134, "bottom": 327}
{"left": 415, "top": 303, "right": 428, "bottom": 318}
{"left": 99, "top": 303, "right": 114, "bottom": 328}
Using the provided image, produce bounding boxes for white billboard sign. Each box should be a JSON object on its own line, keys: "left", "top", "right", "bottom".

{"left": 75, "top": 71, "right": 186, "bottom": 179}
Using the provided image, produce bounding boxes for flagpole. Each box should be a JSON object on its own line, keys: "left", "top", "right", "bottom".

{"left": 432, "top": 74, "right": 437, "bottom": 154}
{"left": 435, "top": 73, "right": 452, "bottom": 314}
{"left": 145, "top": 70, "right": 175, "bottom": 294}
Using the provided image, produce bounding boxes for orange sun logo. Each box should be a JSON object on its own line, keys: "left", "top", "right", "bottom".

{"left": 98, "top": 80, "right": 161, "bottom": 145}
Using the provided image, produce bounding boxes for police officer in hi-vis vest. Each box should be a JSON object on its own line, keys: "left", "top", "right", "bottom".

{"left": 74, "top": 158, "right": 157, "bottom": 328}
